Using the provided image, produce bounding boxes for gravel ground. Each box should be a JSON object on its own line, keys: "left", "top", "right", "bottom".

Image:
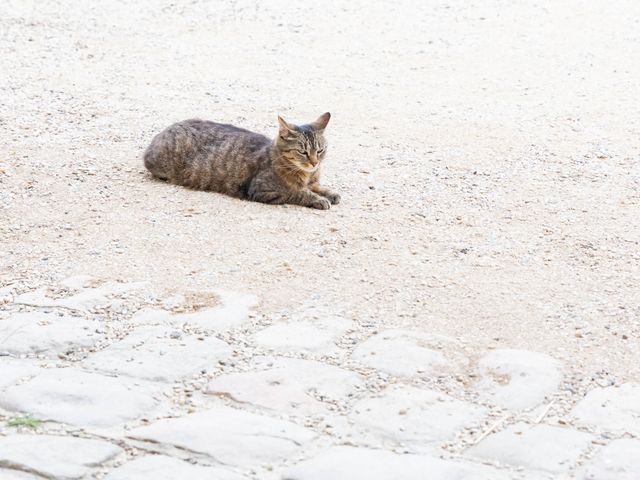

{"left": 2, "top": 0, "right": 639, "bottom": 378}
{"left": 1, "top": 0, "right": 640, "bottom": 478}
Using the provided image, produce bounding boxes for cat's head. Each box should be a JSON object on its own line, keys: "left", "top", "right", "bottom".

{"left": 275, "top": 112, "right": 330, "bottom": 173}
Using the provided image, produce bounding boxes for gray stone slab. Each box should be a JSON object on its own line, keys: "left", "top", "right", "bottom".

{"left": 475, "top": 349, "right": 562, "bottom": 410}
{"left": 129, "top": 308, "right": 173, "bottom": 325}
{"left": 13, "top": 288, "right": 64, "bottom": 309}
{"left": 0, "top": 360, "right": 38, "bottom": 390}
{"left": 571, "top": 383, "right": 640, "bottom": 435}
{"left": 83, "top": 325, "right": 231, "bottom": 382}
{"left": 0, "top": 368, "right": 164, "bottom": 428}
{"left": 105, "top": 455, "right": 245, "bottom": 480}
{"left": 0, "top": 311, "right": 102, "bottom": 356}
{"left": 171, "top": 290, "right": 256, "bottom": 331}
{"left": 579, "top": 438, "right": 640, "bottom": 480}
{"left": 57, "top": 281, "right": 148, "bottom": 310}
{"left": 0, "top": 434, "right": 122, "bottom": 480}
{"left": 352, "top": 329, "right": 467, "bottom": 377}
{"left": 252, "top": 316, "right": 352, "bottom": 354}
{"left": 129, "top": 290, "right": 256, "bottom": 331}
{"left": 60, "top": 275, "right": 96, "bottom": 290}
{"left": 349, "top": 385, "right": 486, "bottom": 450}
{"left": 13, "top": 282, "right": 147, "bottom": 311}
{"left": 467, "top": 422, "right": 594, "bottom": 474}
{"left": 283, "top": 446, "right": 511, "bottom": 480}
{"left": 129, "top": 404, "right": 315, "bottom": 468}
{"left": 207, "top": 357, "right": 362, "bottom": 415}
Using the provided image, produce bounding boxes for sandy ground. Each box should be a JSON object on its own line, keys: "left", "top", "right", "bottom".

{"left": 2, "top": 0, "right": 640, "bottom": 382}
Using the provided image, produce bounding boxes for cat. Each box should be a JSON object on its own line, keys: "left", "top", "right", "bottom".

{"left": 143, "top": 112, "right": 340, "bottom": 209}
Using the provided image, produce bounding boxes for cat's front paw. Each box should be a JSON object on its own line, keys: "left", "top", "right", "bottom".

{"left": 326, "top": 192, "right": 341, "bottom": 205}
{"left": 310, "top": 197, "right": 331, "bottom": 210}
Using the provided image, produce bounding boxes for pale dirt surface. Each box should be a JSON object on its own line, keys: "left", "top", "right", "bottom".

{"left": 1, "top": 0, "right": 640, "bottom": 478}
{"left": 3, "top": 0, "right": 639, "bottom": 377}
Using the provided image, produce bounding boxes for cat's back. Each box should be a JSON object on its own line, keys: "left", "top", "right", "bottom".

{"left": 174, "top": 118, "right": 264, "bottom": 141}
{"left": 144, "top": 118, "right": 272, "bottom": 194}
{"left": 152, "top": 118, "right": 269, "bottom": 154}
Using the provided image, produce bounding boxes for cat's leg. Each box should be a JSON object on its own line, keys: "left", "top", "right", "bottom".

{"left": 291, "top": 189, "right": 332, "bottom": 209}
{"left": 309, "top": 183, "right": 341, "bottom": 205}
{"left": 251, "top": 188, "right": 331, "bottom": 210}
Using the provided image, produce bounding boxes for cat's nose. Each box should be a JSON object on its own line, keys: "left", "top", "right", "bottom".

{"left": 309, "top": 154, "right": 319, "bottom": 166}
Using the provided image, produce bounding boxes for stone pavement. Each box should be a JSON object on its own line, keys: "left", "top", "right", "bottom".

{"left": 1, "top": 278, "right": 639, "bottom": 479}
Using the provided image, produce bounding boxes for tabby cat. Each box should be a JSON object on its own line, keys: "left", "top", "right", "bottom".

{"left": 143, "top": 112, "right": 339, "bottom": 209}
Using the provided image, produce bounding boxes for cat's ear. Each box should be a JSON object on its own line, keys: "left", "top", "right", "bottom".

{"left": 278, "top": 116, "right": 296, "bottom": 139}
{"left": 311, "top": 112, "right": 331, "bottom": 131}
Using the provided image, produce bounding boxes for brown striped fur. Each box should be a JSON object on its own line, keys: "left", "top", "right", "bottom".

{"left": 143, "top": 113, "right": 339, "bottom": 209}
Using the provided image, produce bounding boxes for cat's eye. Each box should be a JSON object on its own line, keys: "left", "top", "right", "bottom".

{"left": 318, "top": 148, "right": 325, "bottom": 154}
{"left": 296, "top": 149, "right": 307, "bottom": 155}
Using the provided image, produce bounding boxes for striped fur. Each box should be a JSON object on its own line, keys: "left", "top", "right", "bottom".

{"left": 143, "top": 113, "right": 339, "bottom": 209}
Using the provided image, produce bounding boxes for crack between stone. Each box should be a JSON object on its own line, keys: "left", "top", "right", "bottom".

{"left": 125, "top": 436, "right": 230, "bottom": 468}
{"left": 0, "top": 460, "right": 52, "bottom": 480}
